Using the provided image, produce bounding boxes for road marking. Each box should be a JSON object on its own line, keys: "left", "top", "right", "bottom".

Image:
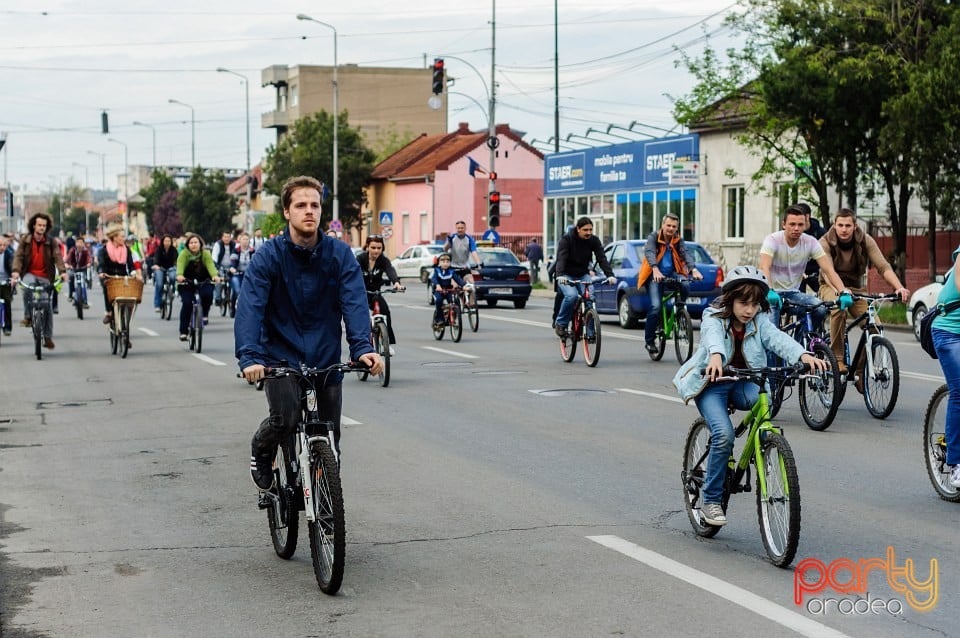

{"left": 192, "top": 353, "right": 227, "bottom": 366}
{"left": 586, "top": 535, "right": 851, "bottom": 638}
{"left": 342, "top": 415, "right": 361, "bottom": 426}
{"left": 618, "top": 388, "right": 685, "bottom": 404}
{"left": 902, "top": 370, "right": 944, "bottom": 383}
{"left": 422, "top": 346, "right": 478, "bottom": 359}
{"left": 138, "top": 327, "right": 159, "bottom": 337}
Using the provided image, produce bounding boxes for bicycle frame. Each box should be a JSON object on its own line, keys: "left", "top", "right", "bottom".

{"left": 841, "top": 296, "right": 888, "bottom": 377}
{"left": 73, "top": 270, "right": 87, "bottom": 306}
{"left": 659, "top": 288, "right": 683, "bottom": 339}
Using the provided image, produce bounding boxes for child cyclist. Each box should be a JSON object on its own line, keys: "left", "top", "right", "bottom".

{"left": 431, "top": 252, "right": 466, "bottom": 329}
{"left": 672, "top": 265, "right": 828, "bottom": 527}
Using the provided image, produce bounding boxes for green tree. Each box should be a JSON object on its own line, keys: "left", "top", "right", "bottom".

{"left": 138, "top": 169, "right": 179, "bottom": 233}
{"left": 177, "top": 168, "right": 237, "bottom": 243}
{"left": 262, "top": 110, "right": 377, "bottom": 234}
{"left": 153, "top": 190, "right": 183, "bottom": 237}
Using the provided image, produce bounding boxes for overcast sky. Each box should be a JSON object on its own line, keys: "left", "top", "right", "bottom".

{"left": 1, "top": 0, "right": 740, "bottom": 193}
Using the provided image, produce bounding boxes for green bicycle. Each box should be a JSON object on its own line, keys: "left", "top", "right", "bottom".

{"left": 682, "top": 363, "right": 809, "bottom": 567}
{"left": 648, "top": 276, "right": 694, "bottom": 363}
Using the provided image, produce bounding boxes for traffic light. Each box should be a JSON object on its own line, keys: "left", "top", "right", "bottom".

{"left": 488, "top": 191, "right": 500, "bottom": 228}
{"left": 101, "top": 111, "right": 109, "bottom": 134}
{"left": 432, "top": 58, "right": 445, "bottom": 95}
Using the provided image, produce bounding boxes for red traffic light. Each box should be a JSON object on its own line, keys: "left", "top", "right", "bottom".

{"left": 489, "top": 191, "right": 500, "bottom": 203}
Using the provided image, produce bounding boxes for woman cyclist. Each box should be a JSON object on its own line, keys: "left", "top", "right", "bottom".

{"left": 99, "top": 223, "right": 142, "bottom": 326}
{"left": 672, "top": 266, "right": 827, "bottom": 527}
{"left": 356, "top": 235, "right": 404, "bottom": 352}
{"left": 176, "top": 232, "right": 219, "bottom": 341}
{"left": 228, "top": 232, "right": 256, "bottom": 315}
{"left": 151, "top": 235, "right": 179, "bottom": 312}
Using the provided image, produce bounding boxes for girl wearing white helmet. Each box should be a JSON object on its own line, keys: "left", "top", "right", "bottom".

{"left": 672, "top": 265, "right": 828, "bottom": 527}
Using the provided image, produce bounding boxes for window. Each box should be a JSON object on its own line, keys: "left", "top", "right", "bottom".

{"left": 420, "top": 212, "right": 428, "bottom": 242}
{"left": 725, "top": 186, "right": 746, "bottom": 240}
{"left": 290, "top": 84, "right": 299, "bottom": 107}
{"left": 607, "top": 243, "right": 624, "bottom": 269}
{"left": 402, "top": 213, "right": 410, "bottom": 244}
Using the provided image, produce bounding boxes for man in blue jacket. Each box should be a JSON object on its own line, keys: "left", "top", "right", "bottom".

{"left": 235, "top": 175, "right": 382, "bottom": 490}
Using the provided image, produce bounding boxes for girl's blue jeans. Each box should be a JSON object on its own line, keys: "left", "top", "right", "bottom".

{"left": 933, "top": 328, "right": 960, "bottom": 465}
{"left": 694, "top": 380, "right": 759, "bottom": 504}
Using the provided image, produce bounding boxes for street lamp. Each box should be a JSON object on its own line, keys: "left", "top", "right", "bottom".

{"left": 132, "top": 121, "right": 157, "bottom": 169}
{"left": 86, "top": 150, "right": 106, "bottom": 235}
{"left": 216, "top": 68, "right": 251, "bottom": 174}
{"left": 107, "top": 137, "right": 129, "bottom": 235}
{"left": 587, "top": 127, "right": 632, "bottom": 142}
{"left": 168, "top": 98, "right": 196, "bottom": 167}
{"left": 296, "top": 13, "right": 340, "bottom": 221}
{"left": 565, "top": 133, "right": 595, "bottom": 147}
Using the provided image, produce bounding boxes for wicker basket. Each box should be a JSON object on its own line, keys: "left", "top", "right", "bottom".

{"left": 105, "top": 277, "right": 144, "bottom": 303}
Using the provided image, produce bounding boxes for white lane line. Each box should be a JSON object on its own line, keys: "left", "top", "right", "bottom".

{"left": 422, "top": 346, "right": 478, "bottom": 359}
{"left": 586, "top": 535, "right": 851, "bottom": 638}
{"left": 192, "top": 353, "right": 227, "bottom": 366}
{"left": 138, "top": 327, "right": 159, "bottom": 337}
{"left": 618, "top": 388, "right": 685, "bottom": 404}
{"left": 341, "top": 415, "right": 361, "bottom": 426}
{"left": 902, "top": 370, "right": 944, "bottom": 383}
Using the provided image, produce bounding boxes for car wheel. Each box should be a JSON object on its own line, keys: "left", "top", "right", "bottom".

{"left": 912, "top": 304, "right": 926, "bottom": 342}
{"left": 618, "top": 294, "right": 639, "bottom": 329}
{"left": 513, "top": 299, "right": 527, "bottom": 309}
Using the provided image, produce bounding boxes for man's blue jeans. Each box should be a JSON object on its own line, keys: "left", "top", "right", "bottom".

{"left": 768, "top": 289, "right": 825, "bottom": 366}
{"left": 693, "top": 380, "right": 759, "bottom": 504}
{"left": 556, "top": 275, "right": 593, "bottom": 330}
{"left": 933, "top": 328, "right": 960, "bottom": 466}
{"left": 645, "top": 278, "right": 689, "bottom": 345}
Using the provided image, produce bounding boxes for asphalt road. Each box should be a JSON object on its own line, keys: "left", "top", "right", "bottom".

{"left": 0, "top": 285, "right": 954, "bottom": 638}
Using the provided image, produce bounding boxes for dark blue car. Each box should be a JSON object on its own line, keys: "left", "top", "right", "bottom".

{"left": 593, "top": 240, "right": 724, "bottom": 328}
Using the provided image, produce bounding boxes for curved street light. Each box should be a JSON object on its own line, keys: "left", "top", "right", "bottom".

{"left": 216, "top": 67, "right": 251, "bottom": 174}
{"left": 168, "top": 98, "right": 196, "bottom": 167}
{"left": 132, "top": 121, "right": 156, "bottom": 169}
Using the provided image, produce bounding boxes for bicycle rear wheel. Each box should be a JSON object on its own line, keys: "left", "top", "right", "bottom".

{"left": 674, "top": 306, "right": 694, "bottom": 364}
{"left": 468, "top": 302, "right": 479, "bottom": 332}
{"left": 582, "top": 308, "right": 601, "bottom": 367}
{"left": 649, "top": 323, "right": 666, "bottom": 361}
{"left": 309, "top": 439, "right": 345, "bottom": 595}
{"left": 450, "top": 303, "right": 462, "bottom": 342}
{"left": 375, "top": 321, "right": 390, "bottom": 387}
{"left": 756, "top": 432, "right": 801, "bottom": 568}
{"left": 923, "top": 384, "right": 959, "bottom": 502}
{"left": 682, "top": 418, "right": 722, "bottom": 538}
{"left": 863, "top": 336, "right": 899, "bottom": 419}
{"left": 268, "top": 442, "right": 300, "bottom": 558}
{"left": 798, "top": 343, "right": 841, "bottom": 431}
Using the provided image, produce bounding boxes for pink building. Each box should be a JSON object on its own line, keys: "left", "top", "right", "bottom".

{"left": 366, "top": 123, "right": 543, "bottom": 257}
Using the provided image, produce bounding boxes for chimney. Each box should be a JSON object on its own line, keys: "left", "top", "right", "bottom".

{"left": 457, "top": 122, "right": 471, "bottom": 134}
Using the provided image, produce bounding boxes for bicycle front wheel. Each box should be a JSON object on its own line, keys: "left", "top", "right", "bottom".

{"left": 923, "top": 384, "right": 959, "bottom": 502}
{"left": 33, "top": 311, "right": 43, "bottom": 360}
{"left": 674, "top": 306, "right": 694, "bottom": 364}
{"left": 582, "top": 308, "right": 601, "bottom": 367}
{"left": 120, "top": 304, "right": 132, "bottom": 359}
{"left": 682, "top": 418, "right": 722, "bottom": 538}
{"left": 268, "top": 442, "right": 299, "bottom": 558}
{"left": 450, "top": 303, "right": 463, "bottom": 342}
{"left": 194, "top": 305, "right": 204, "bottom": 354}
{"left": 863, "top": 336, "right": 899, "bottom": 419}
{"left": 75, "top": 294, "right": 84, "bottom": 320}
{"left": 798, "top": 343, "right": 841, "bottom": 431}
{"left": 309, "top": 440, "right": 345, "bottom": 595}
{"left": 375, "top": 321, "right": 390, "bottom": 387}
{"left": 756, "top": 432, "right": 801, "bottom": 568}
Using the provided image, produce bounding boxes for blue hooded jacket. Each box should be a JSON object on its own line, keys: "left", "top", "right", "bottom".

{"left": 234, "top": 231, "right": 373, "bottom": 382}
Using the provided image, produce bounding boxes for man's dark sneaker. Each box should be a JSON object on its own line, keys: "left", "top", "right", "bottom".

{"left": 645, "top": 342, "right": 658, "bottom": 354}
{"left": 2, "top": 330, "right": 10, "bottom": 337}
{"left": 20, "top": 318, "right": 31, "bottom": 328}
{"left": 250, "top": 449, "right": 274, "bottom": 490}
{"left": 555, "top": 324, "right": 567, "bottom": 338}
{"left": 43, "top": 338, "right": 55, "bottom": 350}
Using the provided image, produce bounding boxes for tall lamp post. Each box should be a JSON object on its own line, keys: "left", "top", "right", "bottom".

{"left": 216, "top": 68, "right": 251, "bottom": 175}
{"left": 107, "top": 138, "right": 129, "bottom": 235}
{"left": 296, "top": 13, "right": 339, "bottom": 221}
{"left": 86, "top": 150, "right": 106, "bottom": 235}
{"left": 72, "top": 161, "right": 90, "bottom": 235}
{"left": 132, "top": 121, "right": 157, "bottom": 169}
{"left": 168, "top": 98, "right": 196, "bottom": 168}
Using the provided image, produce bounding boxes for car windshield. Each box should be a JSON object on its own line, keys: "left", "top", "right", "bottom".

{"left": 424, "top": 245, "right": 444, "bottom": 255}
{"left": 631, "top": 242, "right": 711, "bottom": 264}
{"left": 478, "top": 249, "right": 520, "bottom": 266}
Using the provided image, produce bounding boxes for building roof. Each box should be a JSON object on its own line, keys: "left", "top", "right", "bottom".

{"left": 687, "top": 83, "right": 759, "bottom": 134}
{"left": 372, "top": 122, "right": 543, "bottom": 181}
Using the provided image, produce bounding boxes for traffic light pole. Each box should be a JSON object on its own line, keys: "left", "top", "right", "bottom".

{"left": 488, "top": 0, "right": 496, "bottom": 196}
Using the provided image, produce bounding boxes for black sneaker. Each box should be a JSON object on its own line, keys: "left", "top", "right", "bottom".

{"left": 554, "top": 324, "right": 567, "bottom": 338}
{"left": 645, "top": 343, "right": 658, "bottom": 354}
{"left": 249, "top": 449, "right": 274, "bottom": 490}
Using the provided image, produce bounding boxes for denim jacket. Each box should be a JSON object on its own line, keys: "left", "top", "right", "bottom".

{"left": 673, "top": 307, "right": 807, "bottom": 403}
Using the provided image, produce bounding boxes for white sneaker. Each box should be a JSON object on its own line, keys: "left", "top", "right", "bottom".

{"left": 388, "top": 346, "right": 396, "bottom": 356}
{"left": 950, "top": 466, "right": 960, "bottom": 488}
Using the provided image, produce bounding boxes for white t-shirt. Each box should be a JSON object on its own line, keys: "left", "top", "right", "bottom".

{"left": 759, "top": 231, "right": 825, "bottom": 291}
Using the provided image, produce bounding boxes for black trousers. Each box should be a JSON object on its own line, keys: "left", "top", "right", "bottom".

{"left": 252, "top": 376, "right": 343, "bottom": 456}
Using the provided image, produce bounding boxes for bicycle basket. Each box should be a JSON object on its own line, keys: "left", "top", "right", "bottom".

{"left": 105, "top": 277, "right": 144, "bottom": 303}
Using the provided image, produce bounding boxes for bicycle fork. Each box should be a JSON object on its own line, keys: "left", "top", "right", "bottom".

{"left": 299, "top": 388, "right": 339, "bottom": 523}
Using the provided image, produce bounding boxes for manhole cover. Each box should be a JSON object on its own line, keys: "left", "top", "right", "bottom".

{"left": 531, "top": 389, "right": 615, "bottom": 397}
{"left": 473, "top": 370, "right": 526, "bottom": 376}
{"left": 422, "top": 361, "right": 473, "bottom": 368}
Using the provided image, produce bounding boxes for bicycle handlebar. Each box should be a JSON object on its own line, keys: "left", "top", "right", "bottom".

{"left": 700, "top": 362, "right": 811, "bottom": 382}
{"left": 236, "top": 361, "right": 370, "bottom": 380}
{"left": 852, "top": 292, "right": 901, "bottom": 302}
{"left": 367, "top": 287, "right": 405, "bottom": 295}
{"left": 780, "top": 298, "right": 837, "bottom": 311}
{"left": 556, "top": 275, "right": 608, "bottom": 286}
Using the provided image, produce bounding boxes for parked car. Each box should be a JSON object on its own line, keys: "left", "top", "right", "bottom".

{"left": 593, "top": 239, "right": 724, "bottom": 328}
{"left": 906, "top": 276, "right": 945, "bottom": 341}
{"left": 393, "top": 244, "right": 446, "bottom": 283}
{"left": 473, "top": 247, "right": 532, "bottom": 308}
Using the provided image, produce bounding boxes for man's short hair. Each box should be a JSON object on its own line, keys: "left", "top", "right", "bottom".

{"left": 783, "top": 205, "right": 808, "bottom": 223}
{"left": 835, "top": 207, "right": 856, "bottom": 220}
{"left": 663, "top": 213, "right": 680, "bottom": 223}
{"left": 281, "top": 175, "right": 323, "bottom": 210}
